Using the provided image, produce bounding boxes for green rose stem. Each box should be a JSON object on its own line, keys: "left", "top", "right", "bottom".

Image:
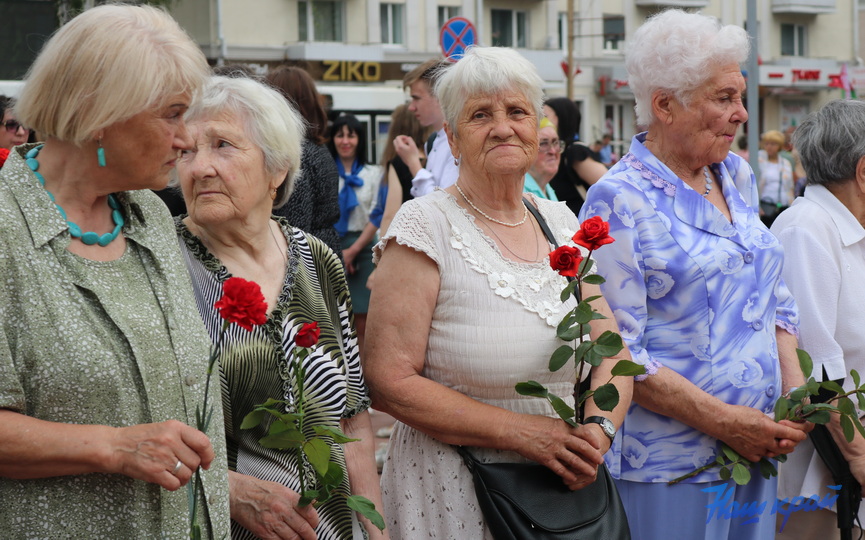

{"left": 516, "top": 217, "right": 646, "bottom": 429}
{"left": 669, "top": 349, "right": 865, "bottom": 486}
{"left": 291, "top": 347, "right": 309, "bottom": 502}
{"left": 240, "top": 321, "right": 386, "bottom": 531}
{"left": 189, "top": 318, "right": 230, "bottom": 540}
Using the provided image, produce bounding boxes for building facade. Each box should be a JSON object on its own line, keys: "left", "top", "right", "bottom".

{"left": 168, "top": 0, "right": 861, "bottom": 160}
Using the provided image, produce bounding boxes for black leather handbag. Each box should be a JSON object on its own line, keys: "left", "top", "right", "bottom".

{"left": 456, "top": 446, "right": 630, "bottom": 540}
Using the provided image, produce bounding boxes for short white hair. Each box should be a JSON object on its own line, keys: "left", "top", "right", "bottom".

{"left": 185, "top": 76, "right": 305, "bottom": 208}
{"left": 626, "top": 9, "right": 750, "bottom": 127}
{"left": 435, "top": 46, "right": 544, "bottom": 136}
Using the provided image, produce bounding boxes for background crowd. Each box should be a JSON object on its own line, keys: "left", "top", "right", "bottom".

{"left": 2, "top": 4, "right": 865, "bottom": 540}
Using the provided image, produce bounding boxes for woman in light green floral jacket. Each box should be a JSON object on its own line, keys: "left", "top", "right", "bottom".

{"left": 0, "top": 5, "right": 230, "bottom": 538}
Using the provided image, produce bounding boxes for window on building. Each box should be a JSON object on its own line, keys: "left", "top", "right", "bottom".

{"left": 558, "top": 12, "right": 568, "bottom": 51}
{"left": 381, "top": 3, "right": 404, "bottom": 44}
{"left": 438, "top": 5, "right": 461, "bottom": 29}
{"left": 781, "top": 23, "right": 806, "bottom": 56}
{"left": 603, "top": 15, "right": 624, "bottom": 51}
{"left": 491, "top": 9, "right": 527, "bottom": 48}
{"left": 558, "top": 11, "right": 581, "bottom": 54}
{"left": 298, "top": 0, "right": 344, "bottom": 42}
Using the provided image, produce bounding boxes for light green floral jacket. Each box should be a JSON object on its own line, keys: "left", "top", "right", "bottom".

{"left": 0, "top": 145, "right": 230, "bottom": 539}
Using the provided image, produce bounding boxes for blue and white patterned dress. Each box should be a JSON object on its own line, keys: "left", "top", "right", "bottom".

{"left": 579, "top": 133, "right": 799, "bottom": 484}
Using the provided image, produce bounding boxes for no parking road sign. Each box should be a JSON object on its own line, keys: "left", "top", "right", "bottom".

{"left": 440, "top": 17, "right": 477, "bottom": 62}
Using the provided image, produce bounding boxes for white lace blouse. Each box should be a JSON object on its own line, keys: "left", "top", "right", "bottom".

{"left": 373, "top": 189, "right": 590, "bottom": 539}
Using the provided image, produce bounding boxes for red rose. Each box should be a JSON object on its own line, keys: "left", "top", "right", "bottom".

{"left": 214, "top": 277, "right": 268, "bottom": 331}
{"left": 573, "top": 216, "right": 615, "bottom": 251}
{"left": 295, "top": 322, "right": 321, "bottom": 348}
{"left": 549, "top": 246, "right": 583, "bottom": 277}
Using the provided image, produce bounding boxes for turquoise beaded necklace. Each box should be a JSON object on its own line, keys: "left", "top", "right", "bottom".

{"left": 25, "top": 145, "right": 125, "bottom": 247}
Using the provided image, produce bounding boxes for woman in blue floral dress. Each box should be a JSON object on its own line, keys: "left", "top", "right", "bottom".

{"left": 580, "top": 10, "right": 812, "bottom": 540}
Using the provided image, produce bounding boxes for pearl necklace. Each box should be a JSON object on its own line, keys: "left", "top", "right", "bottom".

{"left": 702, "top": 166, "right": 713, "bottom": 197}
{"left": 25, "top": 145, "right": 125, "bottom": 247}
{"left": 455, "top": 183, "right": 528, "bottom": 227}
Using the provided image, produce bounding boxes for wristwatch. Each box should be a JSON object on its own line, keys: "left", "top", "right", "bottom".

{"left": 583, "top": 416, "right": 616, "bottom": 442}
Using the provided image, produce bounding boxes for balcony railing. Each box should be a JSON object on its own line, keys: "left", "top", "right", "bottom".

{"left": 771, "top": 0, "right": 835, "bottom": 14}
{"left": 634, "top": 0, "right": 709, "bottom": 7}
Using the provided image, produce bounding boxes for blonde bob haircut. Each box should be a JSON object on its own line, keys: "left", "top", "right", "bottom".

{"left": 182, "top": 76, "right": 305, "bottom": 209}
{"left": 15, "top": 4, "right": 209, "bottom": 145}
{"left": 435, "top": 46, "right": 544, "bottom": 138}
{"left": 761, "top": 130, "right": 785, "bottom": 146}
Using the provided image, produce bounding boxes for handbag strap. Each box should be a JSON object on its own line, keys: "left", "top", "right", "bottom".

{"left": 522, "top": 197, "right": 575, "bottom": 285}
{"left": 523, "top": 196, "right": 559, "bottom": 249}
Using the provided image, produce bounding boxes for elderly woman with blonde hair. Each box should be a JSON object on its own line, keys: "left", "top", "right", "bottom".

{"left": 0, "top": 5, "right": 229, "bottom": 537}
{"left": 758, "top": 129, "right": 796, "bottom": 226}
{"left": 579, "top": 10, "right": 810, "bottom": 539}
{"left": 365, "top": 46, "right": 632, "bottom": 539}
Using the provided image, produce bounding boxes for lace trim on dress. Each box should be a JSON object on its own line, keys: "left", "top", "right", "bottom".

{"left": 776, "top": 319, "right": 800, "bottom": 340}
{"left": 622, "top": 153, "right": 677, "bottom": 197}
{"left": 442, "top": 192, "right": 577, "bottom": 327}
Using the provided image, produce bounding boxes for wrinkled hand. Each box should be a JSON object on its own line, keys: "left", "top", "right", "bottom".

{"left": 716, "top": 405, "right": 807, "bottom": 462}
{"left": 107, "top": 420, "right": 214, "bottom": 491}
{"left": 511, "top": 415, "right": 605, "bottom": 490}
{"left": 229, "top": 472, "right": 320, "bottom": 540}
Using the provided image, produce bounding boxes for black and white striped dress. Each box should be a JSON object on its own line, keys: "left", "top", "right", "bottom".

{"left": 176, "top": 217, "right": 371, "bottom": 540}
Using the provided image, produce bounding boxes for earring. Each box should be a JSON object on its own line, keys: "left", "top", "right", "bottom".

{"left": 270, "top": 188, "right": 277, "bottom": 200}
{"left": 453, "top": 156, "right": 461, "bottom": 167}
{"left": 97, "top": 138, "right": 106, "bottom": 168}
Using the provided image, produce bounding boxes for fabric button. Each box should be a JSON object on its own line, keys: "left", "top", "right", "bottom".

{"left": 184, "top": 375, "right": 198, "bottom": 387}
{"left": 743, "top": 251, "right": 755, "bottom": 264}
{"left": 752, "top": 319, "right": 764, "bottom": 330}
{"left": 766, "top": 384, "right": 776, "bottom": 398}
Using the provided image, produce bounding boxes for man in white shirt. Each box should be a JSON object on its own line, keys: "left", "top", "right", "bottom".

{"left": 394, "top": 59, "right": 459, "bottom": 198}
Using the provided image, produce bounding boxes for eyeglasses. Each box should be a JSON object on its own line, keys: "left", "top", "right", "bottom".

{"left": 2, "top": 120, "right": 30, "bottom": 134}
{"left": 539, "top": 139, "right": 565, "bottom": 153}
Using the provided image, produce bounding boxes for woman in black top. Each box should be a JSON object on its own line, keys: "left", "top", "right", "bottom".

{"left": 543, "top": 97, "right": 607, "bottom": 216}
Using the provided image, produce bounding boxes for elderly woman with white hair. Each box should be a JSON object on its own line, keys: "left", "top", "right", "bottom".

{"left": 772, "top": 99, "right": 865, "bottom": 539}
{"left": 175, "top": 75, "right": 385, "bottom": 540}
{"left": 0, "top": 5, "right": 230, "bottom": 537}
{"left": 364, "top": 46, "right": 633, "bottom": 538}
{"left": 579, "top": 9, "right": 810, "bottom": 539}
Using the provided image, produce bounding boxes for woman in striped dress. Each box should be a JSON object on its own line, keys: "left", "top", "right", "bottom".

{"left": 174, "top": 75, "right": 386, "bottom": 539}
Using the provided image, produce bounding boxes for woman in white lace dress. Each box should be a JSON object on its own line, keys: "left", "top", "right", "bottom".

{"left": 364, "top": 46, "right": 634, "bottom": 539}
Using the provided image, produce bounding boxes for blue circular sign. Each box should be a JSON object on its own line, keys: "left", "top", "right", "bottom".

{"left": 440, "top": 17, "right": 477, "bottom": 62}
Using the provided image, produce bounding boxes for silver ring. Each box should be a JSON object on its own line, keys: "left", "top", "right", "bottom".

{"left": 172, "top": 460, "right": 183, "bottom": 475}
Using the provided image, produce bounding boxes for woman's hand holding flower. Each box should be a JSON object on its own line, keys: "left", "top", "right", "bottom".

{"left": 108, "top": 419, "right": 214, "bottom": 491}
{"left": 228, "top": 472, "right": 320, "bottom": 540}
{"left": 712, "top": 404, "right": 807, "bottom": 462}
{"left": 508, "top": 413, "right": 605, "bottom": 491}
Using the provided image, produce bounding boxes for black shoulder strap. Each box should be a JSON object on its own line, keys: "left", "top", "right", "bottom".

{"left": 523, "top": 197, "right": 576, "bottom": 284}
{"left": 523, "top": 196, "right": 559, "bottom": 249}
